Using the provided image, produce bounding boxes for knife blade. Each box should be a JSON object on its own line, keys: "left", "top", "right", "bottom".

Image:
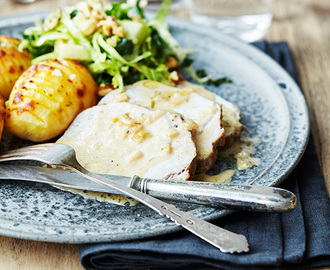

{"left": 0, "top": 164, "right": 296, "bottom": 212}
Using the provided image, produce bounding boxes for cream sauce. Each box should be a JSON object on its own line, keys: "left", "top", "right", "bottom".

{"left": 57, "top": 103, "right": 196, "bottom": 179}
{"left": 193, "top": 169, "right": 235, "bottom": 183}
{"left": 99, "top": 81, "right": 224, "bottom": 166}
{"left": 193, "top": 130, "right": 260, "bottom": 183}
{"left": 219, "top": 129, "right": 261, "bottom": 170}
{"left": 46, "top": 165, "right": 137, "bottom": 206}
{"left": 54, "top": 186, "right": 139, "bottom": 206}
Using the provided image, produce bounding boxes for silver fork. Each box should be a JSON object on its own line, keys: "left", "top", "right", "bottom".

{"left": 0, "top": 143, "right": 249, "bottom": 253}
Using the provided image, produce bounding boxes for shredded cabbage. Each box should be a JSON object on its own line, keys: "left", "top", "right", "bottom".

{"left": 20, "top": 0, "right": 226, "bottom": 92}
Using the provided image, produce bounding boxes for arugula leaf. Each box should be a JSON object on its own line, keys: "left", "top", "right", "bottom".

{"left": 196, "top": 69, "right": 207, "bottom": 78}
{"left": 94, "top": 72, "right": 113, "bottom": 86}
{"left": 123, "top": 67, "right": 142, "bottom": 85}
{"left": 207, "top": 77, "right": 232, "bottom": 86}
{"left": 70, "top": 10, "right": 78, "bottom": 19}
{"left": 134, "top": 1, "right": 145, "bottom": 19}
{"left": 105, "top": 2, "right": 130, "bottom": 20}
{"left": 30, "top": 43, "right": 54, "bottom": 58}
{"left": 115, "top": 38, "right": 134, "bottom": 55}
{"left": 22, "top": 33, "right": 36, "bottom": 42}
{"left": 181, "top": 57, "right": 194, "bottom": 68}
{"left": 149, "top": 26, "right": 168, "bottom": 58}
{"left": 197, "top": 69, "right": 232, "bottom": 86}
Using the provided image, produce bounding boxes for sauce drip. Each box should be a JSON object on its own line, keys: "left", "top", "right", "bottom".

{"left": 220, "top": 129, "right": 261, "bottom": 170}
{"left": 54, "top": 186, "right": 139, "bottom": 206}
{"left": 196, "top": 130, "right": 261, "bottom": 182}
{"left": 193, "top": 169, "right": 235, "bottom": 183}
{"left": 47, "top": 165, "right": 138, "bottom": 206}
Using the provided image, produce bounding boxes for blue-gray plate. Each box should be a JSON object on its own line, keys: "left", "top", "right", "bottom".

{"left": 0, "top": 12, "right": 309, "bottom": 243}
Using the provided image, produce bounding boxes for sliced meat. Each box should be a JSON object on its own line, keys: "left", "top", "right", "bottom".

{"left": 99, "top": 80, "right": 224, "bottom": 174}
{"left": 178, "top": 82, "right": 243, "bottom": 150}
{"left": 57, "top": 102, "right": 197, "bottom": 181}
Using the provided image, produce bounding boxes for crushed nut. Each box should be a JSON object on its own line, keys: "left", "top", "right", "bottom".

{"left": 165, "top": 56, "right": 179, "bottom": 70}
{"left": 73, "top": 13, "right": 99, "bottom": 36}
{"left": 166, "top": 128, "right": 179, "bottom": 139}
{"left": 160, "top": 144, "right": 172, "bottom": 153}
{"left": 128, "top": 151, "right": 143, "bottom": 162}
{"left": 43, "top": 8, "right": 61, "bottom": 32}
{"left": 180, "top": 119, "right": 199, "bottom": 131}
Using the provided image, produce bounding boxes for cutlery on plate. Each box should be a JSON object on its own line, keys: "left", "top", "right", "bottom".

{"left": 0, "top": 164, "right": 297, "bottom": 212}
{"left": 0, "top": 143, "right": 249, "bottom": 253}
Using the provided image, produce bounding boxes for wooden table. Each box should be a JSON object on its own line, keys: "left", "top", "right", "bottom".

{"left": 0, "top": 0, "right": 329, "bottom": 269}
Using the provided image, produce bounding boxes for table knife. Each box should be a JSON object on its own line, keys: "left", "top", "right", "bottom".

{"left": 0, "top": 164, "right": 296, "bottom": 212}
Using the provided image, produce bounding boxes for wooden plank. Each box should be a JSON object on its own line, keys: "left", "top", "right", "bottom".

{"left": 266, "top": 0, "right": 330, "bottom": 194}
{"left": 0, "top": 236, "right": 83, "bottom": 270}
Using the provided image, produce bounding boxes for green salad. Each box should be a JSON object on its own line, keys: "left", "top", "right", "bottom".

{"left": 19, "top": 0, "right": 229, "bottom": 93}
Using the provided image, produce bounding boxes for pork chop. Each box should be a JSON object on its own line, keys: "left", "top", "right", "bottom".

{"left": 57, "top": 102, "right": 197, "bottom": 180}
{"left": 99, "top": 80, "right": 224, "bottom": 173}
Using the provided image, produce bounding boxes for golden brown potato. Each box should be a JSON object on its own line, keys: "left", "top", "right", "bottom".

{"left": 0, "top": 35, "right": 31, "bottom": 100}
{"left": 0, "top": 94, "right": 4, "bottom": 141}
{"left": 5, "top": 59, "right": 99, "bottom": 142}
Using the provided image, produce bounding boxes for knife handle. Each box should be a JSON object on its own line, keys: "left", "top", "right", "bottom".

{"left": 131, "top": 177, "right": 296, "bottom": 212}
{"left": 0, "top": 164, "right": 296, "bottom": 212}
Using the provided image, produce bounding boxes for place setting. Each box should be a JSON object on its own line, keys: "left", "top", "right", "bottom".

{"left": 0, "top": 0, "right": 329, "bottom": 269}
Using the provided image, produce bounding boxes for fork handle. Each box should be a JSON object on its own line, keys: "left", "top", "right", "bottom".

{"left": 74, "top": 168, "right": 249, "bottom": 253}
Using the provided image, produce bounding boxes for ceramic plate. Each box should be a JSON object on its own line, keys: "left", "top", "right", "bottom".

{"left": 0, "top": 12, "right": 309, "bottom": 243}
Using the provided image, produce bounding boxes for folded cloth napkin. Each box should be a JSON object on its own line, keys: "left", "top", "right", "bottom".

{"left": 79, "top": 41, "right": 330, "bottom": 270}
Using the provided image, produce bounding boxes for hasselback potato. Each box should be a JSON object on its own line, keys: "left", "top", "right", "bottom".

{"left": 5, "top": 59, "right": 99, "bottom": 142}
{"left": 0, "top": 94, "right": 4, "bottom": 141}
{"left": 0, "top": 35, "right": 31, "bottom": 100}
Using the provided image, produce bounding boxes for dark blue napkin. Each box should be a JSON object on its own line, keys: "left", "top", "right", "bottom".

{"left": 79, "top": 42, "right": 330, "bottom": 269}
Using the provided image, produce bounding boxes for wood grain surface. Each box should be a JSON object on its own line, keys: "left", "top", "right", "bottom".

{"left": 0, "top": 0, "right": 329, "bottom": 269}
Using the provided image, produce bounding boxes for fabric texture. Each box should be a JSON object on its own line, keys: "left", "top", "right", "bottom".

{"left": 79, "top": 41, "right": 330, "bottom": 270}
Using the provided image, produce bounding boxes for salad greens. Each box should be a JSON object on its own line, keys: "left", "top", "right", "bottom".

{"left": 19, "top": 0, "right": 229, "bottom": 92}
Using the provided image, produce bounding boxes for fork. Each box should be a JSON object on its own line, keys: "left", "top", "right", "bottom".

{"left": 0, "top": 143, "right": 249, "bottom": 253}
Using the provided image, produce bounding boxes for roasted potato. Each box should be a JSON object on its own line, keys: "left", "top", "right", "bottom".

{"left": 0, "top": 94, "right": 4, "bottom": 141}
{"left": 0, "top": 35, "right": 31, "bottom": 100}
{"left": 5, "top": 59, "right": 99, "bottom": 142}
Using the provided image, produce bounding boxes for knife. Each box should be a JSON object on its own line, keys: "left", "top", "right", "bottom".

{"left": 0, "top": 164, "right": 296, "bottom": 212}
